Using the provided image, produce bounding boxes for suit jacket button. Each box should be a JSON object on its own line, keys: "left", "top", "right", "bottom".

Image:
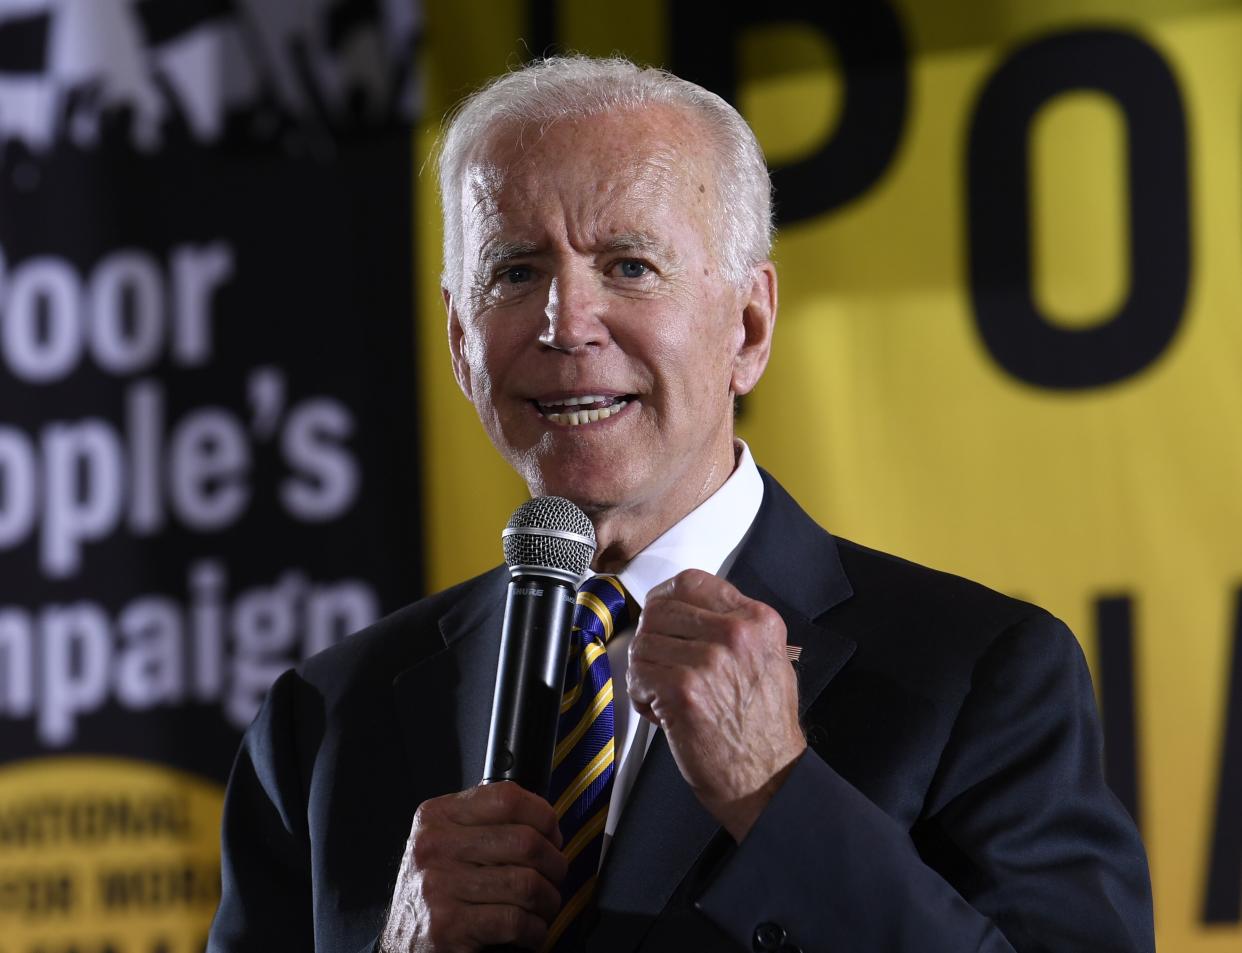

{"left": 753, "top": 921, "right": 786, "bottom": 951}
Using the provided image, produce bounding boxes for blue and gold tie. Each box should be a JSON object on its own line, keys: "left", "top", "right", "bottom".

{"left": 542, "top": 574, "right": 630, "bottom": 952}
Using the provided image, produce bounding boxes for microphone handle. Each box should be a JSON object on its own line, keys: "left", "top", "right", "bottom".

{"left": 482, "top": 573, "right": 577, "bottom": 794}
{"left": 482, "top": 575, "right": 575, "bottom": 953}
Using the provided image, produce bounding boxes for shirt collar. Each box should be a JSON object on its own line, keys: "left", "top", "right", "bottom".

{"left": 613, "top": 440, "right": 764, "bottom": 609}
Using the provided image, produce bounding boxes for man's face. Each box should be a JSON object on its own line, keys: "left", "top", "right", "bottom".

{"left": 447, "top": 106, "right": 773, "bottom": 542}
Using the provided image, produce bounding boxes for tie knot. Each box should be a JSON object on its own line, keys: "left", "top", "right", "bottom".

{"left": 574, "top": 575, "right": 629, "bottom": 644}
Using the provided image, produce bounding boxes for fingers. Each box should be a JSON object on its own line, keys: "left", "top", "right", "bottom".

{"left": 419, "top": 822, "right": 568, "bottom": 885}
{"left": 409, "top": 894, "right": 550, "bottom": 952}
{"left": 413, "top": 785, "right": 567, "bottom": 885}
{"left": 461, "top": 903, "right": 549, "bottom": 951}
{"left": 629, "top": 570, "right": 788, "bottom": 725}
{"left": 383, "top": 783, "right": 568, "bottom": 952}
{"left": 442, "top": 781, "right": 563, "bottom": 847}
{"left": 645, "top": 567, "right": 749, "bottom": 612}
{"left": 452, "top": 864, "right": 563, "bottom": 924}
{"left": 638, "top": 597, "right": 725, "bottom": 644}
{"left": 630, "top": 626, "right": 723, "bottom": 668}
{"left": 623, "top": 570, "right": 805, "bottom": 842}
{"left": 417, "top": 867, "right": 559, "bottom": 948}
{"left": 638, "top": 571, "right": 786, "bottom": 655}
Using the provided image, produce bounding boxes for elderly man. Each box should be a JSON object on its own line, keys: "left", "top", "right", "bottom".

{"left": 209, "top": 57, "right": 1154, "bottom": 953}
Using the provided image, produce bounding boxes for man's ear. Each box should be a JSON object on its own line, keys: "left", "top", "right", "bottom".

{"left": 444, "top": 288, "right": 473, "bottom": 400}
{"left": 731, "top": 261, "right": 777, "bottom": 397}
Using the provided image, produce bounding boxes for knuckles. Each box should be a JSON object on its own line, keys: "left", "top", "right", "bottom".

{"left": 661, "top": 667, "right": 699, "bottom": 710}
{"left": 749, "top": 600, "right": 784, "bottom": 636}
{"left": 412, "top": 796, "right": 444, "bottom": 829}
{"left": 627, "top": 629, "right": 654, "bottom": 664}
{"left": 651, "top": 568, "right": 707, "bottom": 600}
{"left": 707, "top": 626, "right": 740, "bottom": 660}
{"left": 507, "top": 826, "right": 544, "bottom": 865}
{"left": 732, "top": 602, "right": 788, "bottom": 661}
{"left": 499, "top": 904, "right": 540, "bottom": 946}
{"left": 508, "top": 866, "right": 545, "bottom": 907}
{"left": 409, "top": 826, "right": 444, "bottom": 869}
{"left": 417, "top": 868, "right": 446, "bottom": 904}
{"left": 498, "top": 904, "right": 524, "bottom": 935}
{"left": 487, "top": 779, "right": 525, "bottom": 813}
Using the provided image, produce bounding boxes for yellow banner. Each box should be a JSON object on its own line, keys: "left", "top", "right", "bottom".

{"left": 415, "top": 2, "right": 1242, "bottom": 949}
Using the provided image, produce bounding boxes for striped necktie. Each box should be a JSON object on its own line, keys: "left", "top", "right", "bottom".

{"left": 542, "top": 574, "right": 630, "bottom": 952}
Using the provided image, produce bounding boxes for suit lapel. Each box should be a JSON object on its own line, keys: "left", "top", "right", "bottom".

{"left": 391, "top": 568, "right": 509, "bottom": 795}
{"left": 589, "top": 473, "right": 857, "bottom": 951}
{"left": 730, "top": 472, "right": 858, "bottom": 721}
{"left": 731, "top": 565, "right": 857, "bottom": 721}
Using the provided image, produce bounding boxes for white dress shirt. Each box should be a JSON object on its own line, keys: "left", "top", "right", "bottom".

{"left": 591, "top": 441, "right": 765, "bottom": 858}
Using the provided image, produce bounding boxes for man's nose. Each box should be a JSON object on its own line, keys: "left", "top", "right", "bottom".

{"left": 539, "top": 271, "right": 608, "bottom": 352}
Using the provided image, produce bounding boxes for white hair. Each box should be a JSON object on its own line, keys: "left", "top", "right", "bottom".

{"left": 437, "top": 55, "right": 773, "bottom": 302}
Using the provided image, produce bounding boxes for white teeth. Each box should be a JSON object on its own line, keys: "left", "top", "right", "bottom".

{"left": 559, "top": 394, "right": 609, "bottom": 406}
{"left": 542, "top": 399, "right": 628, "bottom": 426}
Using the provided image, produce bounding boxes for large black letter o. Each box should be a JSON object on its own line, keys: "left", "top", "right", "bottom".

{"left": 968, "top": 30, "right": 1189, "bottom": 390}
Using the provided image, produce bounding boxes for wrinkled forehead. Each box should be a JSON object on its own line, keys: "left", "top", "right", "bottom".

{"left": 459, "top": 109, "right": 716, "bottom": 241}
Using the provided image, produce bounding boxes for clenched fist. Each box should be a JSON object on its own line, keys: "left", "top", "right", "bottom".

{"left": 627, "top": 569, "right": 806, "bottom": 841}
{"left": 380, "top": 781, "right": 567, "bottom": 952}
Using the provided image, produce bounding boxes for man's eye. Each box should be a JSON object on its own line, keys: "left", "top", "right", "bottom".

{"left": 501, "top": 265, "right": 532, "bottom": 284}
{"left": 615, "top": 260, "right": 649, "bottom": 279}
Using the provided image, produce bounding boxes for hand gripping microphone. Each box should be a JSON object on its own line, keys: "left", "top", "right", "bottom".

{"left": 483, "top": 496, "right": 596, "bottom": 794}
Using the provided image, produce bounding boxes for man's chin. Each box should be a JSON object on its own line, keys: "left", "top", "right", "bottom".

{"left": 519, "top": 467, "right": 632, "bottom": 516}
{"left": 525, "top": 483, "right": 619, "bottom": 516}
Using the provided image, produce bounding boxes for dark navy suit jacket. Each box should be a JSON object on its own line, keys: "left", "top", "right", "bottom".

{"left": 209, "top": 473, "right": 1154, "bottom": 952}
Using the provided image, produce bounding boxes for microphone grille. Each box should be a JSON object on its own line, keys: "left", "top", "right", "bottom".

{"left": 503, "top": 497, "right": 596, "bottom": 576}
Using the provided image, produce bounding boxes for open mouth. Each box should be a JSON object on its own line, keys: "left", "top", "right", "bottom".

{"left": 534, "top": 394, "right": 631, "bottom": 426}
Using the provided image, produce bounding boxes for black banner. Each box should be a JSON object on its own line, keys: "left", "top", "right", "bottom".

{"left": 0, "top": 3, "right": 422, "bottom": 949}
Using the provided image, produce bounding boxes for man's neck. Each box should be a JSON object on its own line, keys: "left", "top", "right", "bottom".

{"left": 587, "top": 443, "right": 740, "bottom": 573}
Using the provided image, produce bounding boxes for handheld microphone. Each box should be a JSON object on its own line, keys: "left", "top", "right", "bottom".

{"left": 482, "top": 496, "right": 596, "bottom": 794}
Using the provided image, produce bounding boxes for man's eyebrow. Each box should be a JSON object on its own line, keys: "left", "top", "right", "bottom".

{"left": 600, "top": 233, "right": 670, "bottom": 256}
{"left": 478, "top": 239, "right": 541, "bottom": 267}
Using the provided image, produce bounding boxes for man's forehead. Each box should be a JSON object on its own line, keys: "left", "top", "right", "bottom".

{"left": 465, "top": 108, "right": 708, "bottom": 202}
{"left": 469, "top": 145, "right": 683, "bottom": 204}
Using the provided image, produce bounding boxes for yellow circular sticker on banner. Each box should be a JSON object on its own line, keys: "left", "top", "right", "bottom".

{"left": 0, "top": 757, "right": 223, "bottom": 953}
